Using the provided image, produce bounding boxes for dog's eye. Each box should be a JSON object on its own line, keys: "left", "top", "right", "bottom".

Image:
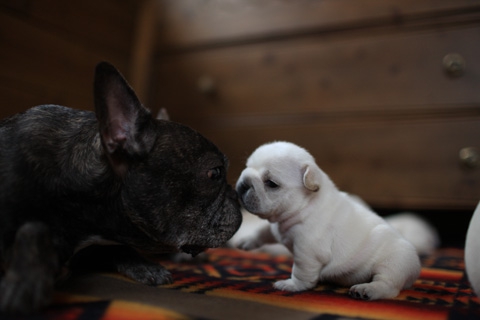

{"left": 264, "top": 180, "right": 279, "bottom": 189}
{"left": 207, "top": 167, "right": 222, "bottom": 181}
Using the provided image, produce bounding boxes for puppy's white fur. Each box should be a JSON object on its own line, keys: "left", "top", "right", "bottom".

{"left": 229, "top": 209, "right": 291, "bottom": 256}
{"left": 235, "top": 141, "right": 421, "bottom": 300}
{"left": 231, "top": 210, "right": 439, "bottom": 257}
{"left": 231, "top": 206, "right": 439, "bottom": 257}
{"left": 384, "top": 213, "right": 439, "bottom": 255}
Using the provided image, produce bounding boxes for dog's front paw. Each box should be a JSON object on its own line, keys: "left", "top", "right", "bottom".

{"left": 0, "top": 222, "right": 57, "bottom": 314}
{"left": 118, "top": 263, "right": 173, "bottom": 286}
{"left": 0, "top": 273, "right": 54, "bottom": 314}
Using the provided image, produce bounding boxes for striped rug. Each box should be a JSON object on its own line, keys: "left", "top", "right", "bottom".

{"left": 3, "top": 247, "right": 478, "bottom": 319}
{"left": 159, "top": 248, "right": 480, "bottom": 319}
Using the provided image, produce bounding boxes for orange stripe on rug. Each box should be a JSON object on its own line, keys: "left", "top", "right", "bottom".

{"left": 209, "top": 288, "right": 448, "bottom": 320}
{"left": 102, "top": 300, "right": 189, "bottom": 320}
{"left": 420, "top": 268, "right": 464, "bottom": 281}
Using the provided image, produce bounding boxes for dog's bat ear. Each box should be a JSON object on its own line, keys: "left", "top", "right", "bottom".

{"left": 302, "top": 164, "right": 321, "bottom": 192}
{"left": 94, "top": 61, "right": 155, "bottom": 176}
{"left": 156, "top": 108, "right": 170, "bottom": 120}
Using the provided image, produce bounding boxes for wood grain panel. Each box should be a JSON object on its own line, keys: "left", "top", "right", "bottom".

{"left": 0, "top": 2, "right": 140, "bottom": 118}
{"left": 155, "top": 0, "right": 480, "bottom": 49}
{"left": 153, "top": 25, "right": 480, "bottom": 126}
{"left": 198, "top": 117, "right": 480, "bottom": 211}
{"left": 1, "top": 0, "right": 138, "bottom": 55}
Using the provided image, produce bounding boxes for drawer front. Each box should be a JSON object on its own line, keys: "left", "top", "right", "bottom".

{"left": 152, "top": 18, "right": 480, "bottom": 210}
{"left": 201, "top": 118, "right": 480, "bottom": 210}
{"left": 156, "top": 0, "right": 480, "bottom": 48}
{"left": 154, "top": 25, "right": 480, "bottom": 126}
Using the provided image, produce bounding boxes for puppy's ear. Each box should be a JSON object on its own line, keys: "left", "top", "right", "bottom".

{"left": 302, "top": 164, "right": 321, "bottom": 192}
{"left": 94, "top": 61, "right": 156, "bottom": 176}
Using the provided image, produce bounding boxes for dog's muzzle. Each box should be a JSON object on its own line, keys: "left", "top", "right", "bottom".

{"left": 180, "top": 245, "right": 206, "bottom": 257}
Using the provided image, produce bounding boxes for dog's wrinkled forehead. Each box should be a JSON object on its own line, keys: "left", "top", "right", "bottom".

{"left": 244, "top": 141, "right": 316, "bottom": 185}
{"left": 156, "top": 120, "right": 225, "bottom": 162}
{"left": 247, "top": 141, "right": 315, "bottom": 168}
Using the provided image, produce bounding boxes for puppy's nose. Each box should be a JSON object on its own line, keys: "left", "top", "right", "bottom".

{"left": 236, "top": 181, "right": 251, "bottom": 196}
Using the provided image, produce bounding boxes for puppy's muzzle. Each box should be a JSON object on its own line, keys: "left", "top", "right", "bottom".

{"left": 236, "top": 181, "right": 251, "bottom": 198}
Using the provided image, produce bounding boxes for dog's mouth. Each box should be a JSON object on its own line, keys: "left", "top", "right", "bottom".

{"left": 180, "top": 245, "right": 207, "bottom": 257}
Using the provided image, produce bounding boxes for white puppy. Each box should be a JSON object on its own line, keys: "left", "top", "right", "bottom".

{"left": 235, "top": 141, "right": 421, "bottom": 300}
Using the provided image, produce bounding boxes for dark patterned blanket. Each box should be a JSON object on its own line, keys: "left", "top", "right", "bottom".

{"left": 2, "top": 248, "right": 479, "bottom": 320}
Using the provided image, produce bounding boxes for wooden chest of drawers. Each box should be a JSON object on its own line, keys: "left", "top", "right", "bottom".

{"left": 151, "top": 0, "right": 480, "bottom": 210}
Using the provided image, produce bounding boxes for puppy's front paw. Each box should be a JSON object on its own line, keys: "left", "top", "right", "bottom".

{"left": 235, "top": 237, "right": 262, "bottom": 251}
{"left": 118, "top": 263, "right": 173, "bottom": 286}
{"left": 349, "top": 282, "right": 399, "bottom": 300}
{"left": 349, "top": 284, "right": 373, "bottom": 300}
{"left": 274, "top": 278, "right": 310, "bottom": 292}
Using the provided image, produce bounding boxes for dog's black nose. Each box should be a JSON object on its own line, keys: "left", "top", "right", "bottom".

{"left": 227, "top": 187, "right": 238, "bottom": 201}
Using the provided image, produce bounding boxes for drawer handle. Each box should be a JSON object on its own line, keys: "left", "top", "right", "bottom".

{"left": 459, "top": 147, "right": 479, "bottom": 169}
{"left": 443, "top": 53, "right": 466, "bottom": 77}
{"left": 197, "top": 75, "right": 217, "bottom": 97}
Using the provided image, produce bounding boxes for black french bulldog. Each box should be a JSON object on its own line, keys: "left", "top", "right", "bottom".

{"left": 0, "top": 62, "right": 242, "bottom": 314}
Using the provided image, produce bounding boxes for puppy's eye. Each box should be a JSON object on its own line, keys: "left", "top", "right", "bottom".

{"left": 264, "top": 180, "right": 279, "bottom": 189}
{"left": 207, "top": 167, "right": 223, "bottom": 181}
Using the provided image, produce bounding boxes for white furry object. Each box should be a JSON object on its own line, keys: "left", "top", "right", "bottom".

{"left": 465, "top": 201, "right": 480, "bottom": 297}
{"left": 235, "top": 141, "right": 421, "bottom": 300}
{"left": 385, "top": 213, "right": 440, "bottom": 255}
